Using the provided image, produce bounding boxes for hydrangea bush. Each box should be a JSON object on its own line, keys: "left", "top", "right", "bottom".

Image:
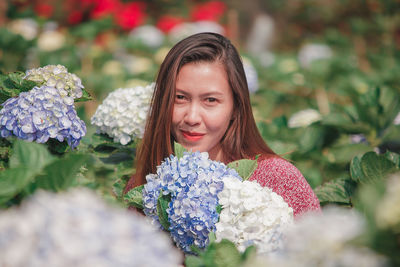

{"left": 0, "top": 188, "right": 182, "bottom": 267}
{"left": 91, "top": 83, "right": 154, "bottom": 145}
{"left": 127, "top": 144, "right": 293, "bottom": 254}
{"left": 0, "top": 85, "right": 86, "bottom": 148}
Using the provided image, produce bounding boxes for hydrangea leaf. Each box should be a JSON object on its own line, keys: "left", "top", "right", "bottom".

{"left": 157, "top": 191, "right": 171, "bottom": 230}
{"left": 35, "top": 153, "right": 91, "bottom": 191}
{"left": 0, "top": 167, "right": 32, "bottom": 205}
{"left": 314, "top": 176, "right": 357, "bottom": 205}
{"left": 124, "top": 185, "right": 144, "bottom": 209}
{"left": 174, "top": 142, "right": 187, "bottom": 159}
{"left": 185, "top": 255, "right": 205, "bottom": 267}
{"left": 75, "top": 89, "right": 92, "bottom": 102}
{"left": 241, "top": 245, "right": 257, "bottom": 262}
{"left": 384, "top": 151, "right": 400, "bottom": 168}
{"left": 351, "top": 152, "right": 397, "bottom": 184}
{"left": 9, "top": 139, "right": 55, "bottom": 174}
{"left": 227, "top": 158, "right": 258, "bottom": 180}
{"left": 112, "top": 175, "right": 130, "bottom": 201}
{"left": 208, "top": 239, "right": 242, "bottom": 267}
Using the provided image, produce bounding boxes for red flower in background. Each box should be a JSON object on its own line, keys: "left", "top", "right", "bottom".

{"left": 34, "top": 3, "right": 54, "bottom": 18}
{"left": 114, "top": 1, "right": 146, "bottom": 30}
{"left": 190, "top": 1, "right": 226, "bottom": 22}
{"left": 156, "top": 15, "right": 185, "bottom": 33}
{"left": 90, "top": 0, "right": 121, "bottom": 19}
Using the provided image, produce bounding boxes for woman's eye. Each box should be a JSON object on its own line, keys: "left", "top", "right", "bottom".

{"left": 176, "top": 95, "right": 185, "bottom": 100}
{"left": 206, "top": 97, "right": 217, "bottom": 103}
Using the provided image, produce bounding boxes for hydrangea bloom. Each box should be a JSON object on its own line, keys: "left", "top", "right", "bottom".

{"left": 287, "top": 109, "right": 322, "bottom": 128}
{"left": 142, "top": 151, "right": 241, "bottom": 252}
{"left": 243, "top": 58, "right": 259, "bottom": 94}
{"left": 255, "top": 207, "right": 387, "bottom": 267}
{"left": 129, "top": 25, "right": 165, "bottom": 48}
{"left": 215, "top": 176, "right": 293, "bottom": 254}
{"left": 376, "top": 173, "right": 400, "bottom": 230}
{"left": 24, "top": 64, "right": 83, "bottom": 99}
{"left": 298, "top": 43, "right": 333, "bottom": 69}
{"left": 0, "top": 188, "right": 182, "bottom": 267}
{"left": 0, "top": 85, "right": 86, "bottom": 148}
{"left": 91, "top": 83, "right": 154, "bottom": 145}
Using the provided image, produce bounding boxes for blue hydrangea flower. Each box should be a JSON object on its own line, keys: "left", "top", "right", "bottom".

{"left": 142, "top": 151, "right": 241, "bottom": 252}
{"left": 0, "top": 188, "right": 182, "bottom": 267}
{"left": 0, "top": 85, "right": 86, "bottom": 149}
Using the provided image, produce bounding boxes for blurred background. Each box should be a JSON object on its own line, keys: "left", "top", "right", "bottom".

{"left": 1, "top": 0, "right": 400, "bottom": 195}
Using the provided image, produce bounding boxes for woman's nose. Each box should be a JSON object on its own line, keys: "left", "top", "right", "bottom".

{"left": 184, "top": 103, "right": 201, "bottom": 126}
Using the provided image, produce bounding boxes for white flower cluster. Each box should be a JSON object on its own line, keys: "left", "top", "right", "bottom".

{"left": 91, "top": 83, "right": 154, "bottom": 145}
{"left": 215, "top": 176, "right": 294, "bottom": 254}
{"left": 252, "top": 207, "right": 387, "bottom": 267}
{"left": 376, "top": 172, "right": 400, "bottom": 230}
{"left": 243, "top": 58, "right": 259, "bottom": 94}
{"left": 24, "top": 65, "right": 83, "bottom": 99}
{"left": 129, "top": 25, "right": 165, "bottom": 48}
{"left": 288, "top": 108, "right": 322, "bottom": 128}
{"left": 298, "top": 43, "right": 333, "bottom": 69}
{"left": 0, "top": 188, "right": 182, "bottom": 267}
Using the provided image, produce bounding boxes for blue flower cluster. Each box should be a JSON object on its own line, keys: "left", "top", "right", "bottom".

{"left": 143, "top": 151, "right": 242, "bottom": 252}
{"left": 0, "top": 85, "right": 86, "bottom": 148}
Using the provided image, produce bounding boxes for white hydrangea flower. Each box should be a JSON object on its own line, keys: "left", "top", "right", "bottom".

{"left": 0, "top": 188, "right": 182, "bottom": 267}
{"left": 288, "top": 108, "right": 322, "bottom": 128}
{"left": 215, "top": 176, "right": 294, "bottom": 254}
{"left": 37, "top": 30, "right": 66, "bottom": 52}
{"left": 91, "top": 83, "right": 154, "bottom": 145}
{"left": 255, "top": 207, "right": 387, "bottom": 267}
{"left": 242, "top": 57, "right": 259, "bottom": 94}
{"left": 8, "top": 18, "right": 38, "bottom": 40}
{"left": 24, "top": 64, "right": 84, "bottom": 99}
{"left": 129, "top": 25, "right": 165, "bottom": 48}
{"left": 394, "top": 112, "right": 400, "bottom": 125}
{"left": 376, "top": 173, "right": 400, "bottom": 230}
{"left": 298, "top": 43, "right": 333, "bottom": 69}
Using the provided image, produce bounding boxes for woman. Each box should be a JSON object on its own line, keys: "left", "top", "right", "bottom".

{"left": 125, "top": 32, "right": 320, "bottom": 217}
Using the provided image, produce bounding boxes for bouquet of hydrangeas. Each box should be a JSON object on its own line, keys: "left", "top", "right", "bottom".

{"left": 0, "top": 65, "right": 88, "bottom": 149}
{"left": 126, "top": 143, "right": 294, "bottom": 254}
{"left": 91, "top": 83, "right": 154, "bottom": 145}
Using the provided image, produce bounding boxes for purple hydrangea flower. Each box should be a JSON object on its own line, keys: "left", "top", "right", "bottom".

{"left": 0, "top": 85, "right": 86, "bottom": 149}
{"left": 142, "top": 151, "right": 242, "bottom": 252}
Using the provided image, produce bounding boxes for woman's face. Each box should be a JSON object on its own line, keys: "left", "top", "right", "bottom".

{"left": 171, "top": 61, "right": 234, "bottom": 161}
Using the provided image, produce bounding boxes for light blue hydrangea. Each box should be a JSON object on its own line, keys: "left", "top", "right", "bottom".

{"left": 0, "top": 85, "right": 86, "bottom": 149}
{"left": 0, "top": 188, "right": 182, "bottom": 267}
{"left": 142, "top": 151, "right": 242, "bottom": 253}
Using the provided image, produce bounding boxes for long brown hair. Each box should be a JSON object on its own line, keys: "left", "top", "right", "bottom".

{"left": 126, "top": 32, "right": 275, "bottom": 190}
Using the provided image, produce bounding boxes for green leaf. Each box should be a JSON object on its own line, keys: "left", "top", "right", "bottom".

{"left": 174, "top": 142, "right": 187, "bottom": 159}
{"left": 241, "top": 245, "right": 257, "bottom": 261}
{"left": 157, "top": 192, "right": 171, "bottom": 230}
{"left": 359, "top": 152, "right": 397, "bottom": 183}
{"left": 124, "top": 185, "right": 144, "bottom": 209}
{"left": 112, "top": 175, "right": 130, "bottom": 200}
{"left": 213, "top": 239, "right": 242, "bottom": 267}
{"left": 0, "top": 167, "right": 32, "bottom": 204}
{"left": 227, "top": 158, "right": 258, "bottom": 181}
{"left": 75, "top": 89, "right": 92, "bottom": 102}
{"left": 35, "top": 153, "right": 91, "bottom": 191}
{"left": 314, "top": 176, "right": 357, "bottom": 205}
{"left": 384, "top": 151, "right": 400, "bottom": 168}
{"left": 185, "top": 255, "right": 205, "bottom": 267}
{"left": 324, "top": 144, "right": 372, "bottom": 164}
{"left": 350, "top": 155, "right": 363, "bottom": 182}
{"left": 9, "top": 140, "right": 55, "bottom": 173}
{"left": 216, "top": 204, "right": 222, "bottom": 214}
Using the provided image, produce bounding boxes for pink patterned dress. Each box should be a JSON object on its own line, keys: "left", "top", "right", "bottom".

{"left": 249, "top": 156, "right": 321, "bottom": 218}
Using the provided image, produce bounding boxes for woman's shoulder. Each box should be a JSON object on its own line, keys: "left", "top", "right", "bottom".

{"left": 249, "top": 155, "right": 321, "bottom": 217}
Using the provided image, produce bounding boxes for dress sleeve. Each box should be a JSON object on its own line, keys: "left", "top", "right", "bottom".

{"left": 249, "top": 156, "right": 321, "bottom": 218}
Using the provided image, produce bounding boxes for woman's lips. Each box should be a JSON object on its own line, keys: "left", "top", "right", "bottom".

{"left": 181, "top": 131, "right": 205, "bottom": 141}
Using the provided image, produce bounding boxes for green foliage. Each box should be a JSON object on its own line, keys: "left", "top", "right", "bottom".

{"left": 0, "top": 71, "right": 38, "bottom": 103}
{"left": 124, "top": 185, "right": 144, "bottom": 209}
{"left": 185, "top": 238, "right": 256, "bottom": 267}
{"left": 227, "top": 158, "right": 258, "bottom": 181}
{"left": 157, "top": 192, "right": 171, "bottom": 230}
{"left": 174, "top": 142, "right": 187, "bottom": 159}
{"left": 0, "top": 140, "right": 91, "bottom": 207}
